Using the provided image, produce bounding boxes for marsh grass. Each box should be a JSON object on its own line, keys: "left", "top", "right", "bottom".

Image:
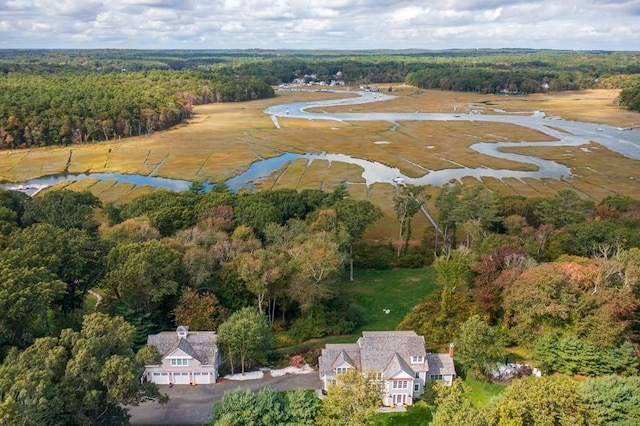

{"left": 3, "top": 88, "right": 637, "bottom": 239}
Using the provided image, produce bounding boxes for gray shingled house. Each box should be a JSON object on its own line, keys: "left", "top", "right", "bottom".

{"left": 144, "top": 326, "right": 221, "bottom": 385}
{"left": 318, "top": 331, "right": 456, "bottom": 406}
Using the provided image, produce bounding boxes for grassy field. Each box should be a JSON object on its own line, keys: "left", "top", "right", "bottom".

{"left": 374, "top": 400, "right": 433, "bottom": 425}
{"left": 463, "top": 376, "right": 507, "bottom": 406}
{"left": 2, "top": 87, "right": 638, "bottom": 240}
{"left": 277, "top": 267, "right": 438, "bottom": 354}
{"left": 343, "top": 268, "right": 438, "bottom": 332}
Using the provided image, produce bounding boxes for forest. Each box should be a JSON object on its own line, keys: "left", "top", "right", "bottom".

{"left": 1, "top": 49, "right": 640, "bottom": 149}
{"left": 0, "top": 180, "right": 639, "bottom": 424}
{"left": 1, "top": 48, "right": 640, "bottom": 424}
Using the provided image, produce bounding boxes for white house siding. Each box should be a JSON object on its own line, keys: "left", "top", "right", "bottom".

{"left": 385, "top": 379, "right": 414, "bottom": 406}
{"left": 145, "top": 327, "right": 219, "bottom": 385}
{"left": 318, "top": 331, "right": 456, "bottom": 407}
{"left": 151, "top": 372, "right": 171, "bottom": 385}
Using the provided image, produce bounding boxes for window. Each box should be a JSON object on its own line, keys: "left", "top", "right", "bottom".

{"left": 410, "top": 356, "right": 424, "bottom": 364}
{"left": 393, "top": 394, "right": 408, "bottom": 404}
{"left": 414, "top": 384, "right": 420, "bottom": 392}
{"left": 392, "top": 380, "right": 409, "bottom": 389}
{"left": 375, "top": 372, "right": 383, "bottom": 380}
{"left": 415, "top": 372, "right": 420, "bottom": 379}
{"left": 170, "top": 358, "right": 188, "bottom": 366}
{"left": 336, "top": 367, "right": 349, "bottom": 374}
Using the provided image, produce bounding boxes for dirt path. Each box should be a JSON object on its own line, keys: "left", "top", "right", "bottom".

{"left": 87, "top": 289, "right": 103, "bottom": 310}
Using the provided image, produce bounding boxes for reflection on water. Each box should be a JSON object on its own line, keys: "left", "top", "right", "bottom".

{"left": 1, "top": 172, "right": 192, "bottom": 194}
{"left": 3, "top": 90, "right": 639, "bottom": 194}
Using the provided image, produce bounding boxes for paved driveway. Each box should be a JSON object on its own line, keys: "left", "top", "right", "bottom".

{"left": 129, "top": 372, "right": 322, "bottom": 425}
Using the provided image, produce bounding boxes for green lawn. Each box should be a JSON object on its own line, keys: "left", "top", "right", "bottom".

{"left": 374, "top": 401, "right": 433, "bottom": 425}
{"left": 343, "top": 268, "right": 438, "bottom": 332}
{"left": 276, "top": 268, "right": 438, "bottom": 354}
{"left": 463, "top": 375, "right": 506, "bottom": 406}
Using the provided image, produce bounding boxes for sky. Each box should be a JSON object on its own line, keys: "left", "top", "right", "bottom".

{"left": 1, "top": 0, "right": 639, "bottom": 51}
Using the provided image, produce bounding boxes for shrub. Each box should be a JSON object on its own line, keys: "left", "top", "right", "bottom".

{"left": 289, "top": 355, "right": 306, "bottom": 368}
{"left": 354, "top": 243, "right": 394, "bottom": 269}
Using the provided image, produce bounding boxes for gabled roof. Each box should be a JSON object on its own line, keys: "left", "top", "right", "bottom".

{"left": 318, "top": 331, "right": 432, "bottom": 379}
{"left": 147, "top": 327, "right": 217, "bottom": 366}
{"left": 358, "top": 331, "right": 427, "bottom": 373}
{"left": 426, "top": 353, "right": 456, "bottom": 376}
{"left": 331, "top": 350, "right": 355, "bottom": 370}
{"left": 318, "top": 343, "right": 360, "bottom": 378}
{"left": 383, "top": 353, "right": 414, "bottom": 379}
{"left": 164, "top": 338, "right": 201, "bottom": 362}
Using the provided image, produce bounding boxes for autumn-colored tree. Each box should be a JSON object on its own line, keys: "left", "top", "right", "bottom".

{"left": 317, "top": 369, "right": 383, "bottom": 426}
{"left": 287, "top": 232, "right": 341, "bottom": 313}
{"left": 101, "top": 216, "right": 161, "bottom": 244}
{"left": 235, "top": 247, "right": 286, "bottom": 316}
{"left": 488, "top": 376, "right": 587, "bottom": 426}
{"left": 173, "top": 288, "right": 225, "bottom": 331}
{"left": 501, "top": 262, "right": 577, "bottom": 344}
{"left": 471, "top": 245, "right": 530, "bottom": 322}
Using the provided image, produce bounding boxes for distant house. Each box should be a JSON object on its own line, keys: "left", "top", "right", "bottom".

{"left": 144, "top": 326, "right": 221, "bottom": 385}
{"left": 318, "top": 331, "right": 456, "bottom": 406}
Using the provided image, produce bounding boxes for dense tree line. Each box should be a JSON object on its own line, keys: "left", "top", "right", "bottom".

{"left": 0, "top": 70, "right": 273, "bottom": 148}
{"left": 618, "top": 76, "right": 640, "bottom": 112}
{"left": 0, "top": 179, "right": 639, "bottom": 423}
{"left": 1, "top": 49, "right": 637, "bottom": 150}
{"left": 395, "top": 184, "right": 640, "bottom": 425}
{"left": 430, "top": 375, "right": 640, "bottom": 426}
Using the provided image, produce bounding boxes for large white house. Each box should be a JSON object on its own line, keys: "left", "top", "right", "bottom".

{"left": 144, "top": 326, "right": 221, "bottom": 385}
{"left": 318, "top": 331, "right": 456, "bottom": 406}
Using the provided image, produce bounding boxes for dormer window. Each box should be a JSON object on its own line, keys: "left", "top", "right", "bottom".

{"left": 336, "top": 366, "right": 350, "bottom": 374}
{"left": 410, "top": 356, "right": 424, "bottom": 364}
{"left": 171, "top": 358, "right": 189, "bottom": 366}
{"left": 176, "top": 326, "right": 189, "bottom": 339}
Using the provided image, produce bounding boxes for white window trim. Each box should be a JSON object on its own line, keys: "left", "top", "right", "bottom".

{"left": 392, "top": 380, "right": 409, "bottom": 389}
{"left": 171, "top": 358, "right": 189, "bottom": 366}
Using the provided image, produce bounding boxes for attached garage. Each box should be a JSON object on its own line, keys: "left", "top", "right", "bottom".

{"left": 173, "top": 372, "right": 191, "bottom": 385}
{"left": 152, "top": 372, "right": 170, "bottom": 385}
{"left": 193, "top": 372, "right": 212, "bottom": 384}
{"left": 145, "top": 326, "right": 221, "bottom": 385}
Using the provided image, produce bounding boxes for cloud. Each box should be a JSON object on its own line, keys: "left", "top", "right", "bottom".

{"left": 0, "top": 0, "right": 638, "bottom": 50}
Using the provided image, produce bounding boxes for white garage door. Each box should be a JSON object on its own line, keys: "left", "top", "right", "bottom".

{"left": 152, "top": 372, "right": 170, "bottom": 385}
{"left": 173, "top": 372, "right": 191, "bottom": 385}
{"left": 193, "top": 372, "right": 212, "bottom": 384}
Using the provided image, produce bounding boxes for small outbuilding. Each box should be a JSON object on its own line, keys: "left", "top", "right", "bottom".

{"left": 144, "top": 326, "right": 220, "bottom": 385}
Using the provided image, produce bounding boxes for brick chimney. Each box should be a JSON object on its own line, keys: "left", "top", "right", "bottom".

{"left": 448, "top": 343, "right": 455, "bottom": 358}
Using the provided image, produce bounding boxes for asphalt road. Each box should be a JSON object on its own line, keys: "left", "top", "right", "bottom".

{"left": 128, "top": 372, "right": 323, "bottom": 425}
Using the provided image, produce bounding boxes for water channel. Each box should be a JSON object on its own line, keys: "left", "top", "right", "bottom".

{"left": 4, "top": 90, "right": 640, "bottom": 193}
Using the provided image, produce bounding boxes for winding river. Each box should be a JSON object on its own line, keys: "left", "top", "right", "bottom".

{"left": 5, "top": 90, "right": 640, "bottom": 193}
